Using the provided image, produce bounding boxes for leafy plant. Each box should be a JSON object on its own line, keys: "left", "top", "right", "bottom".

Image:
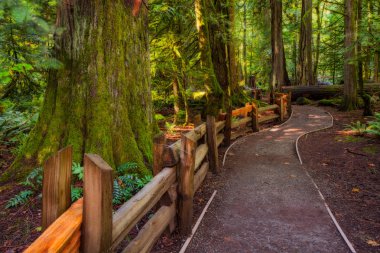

{"left": 6, "top": 167, "right": 43, "bottom": 208}
{"left": 5, "top": 190, "right": 34, "bottom": 208}
{"left": 72, "top": 162, "right": 84, "bottom": 181}
{"left": 71, "top": 186, "right": 83, "bottom": 202}
{"left": 165, "top": 121, "right": 176, "bottom": 134}
{"left": 117, "top": 162, "right": 139, "bottom": 175}
{"left": 112, "top": 173, "right": 152, "bottom": 205}
{"left": 366, "top": 113, "right": 380, "bottom": 137}
{"left": 21, "top": 167, "right": 43, "bottom": 190}
{"left": 344, "top": 121, "right": 367, "bottom": 135}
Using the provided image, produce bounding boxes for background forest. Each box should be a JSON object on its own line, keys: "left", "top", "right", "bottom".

{"left": 1, "top": 0, "right": 379, "bottom": 163}
{"left": 0, "top": 0, "right": 380, "bottom": 252}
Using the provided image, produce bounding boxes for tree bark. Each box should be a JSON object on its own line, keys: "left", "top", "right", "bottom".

{"left": 342, "top": 0, "right": 358, "bottom": 110}
{"left": 270, "top": 0, "right": 291, "bottom": 89}
{"left": 374, "top": 2, "right": 380, "bottom": 82}
{"left": 195, "top": 0, "right": 223, "bottom": 115}
{"left": 298, "top": 0, "right": 314, "bottom": 86}
{"left": 243, "top": 1, "right": 248, "bottom": 85}
{"left": 357, "top": 0, "right": 364, "bottom": 93}
{"left": 314, "top": 1, "right": 325, "bottom": 85}
{"left": 4, "top": 0, "right": 153, "bottom": 181}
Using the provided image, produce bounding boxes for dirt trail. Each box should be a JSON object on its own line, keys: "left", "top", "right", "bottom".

{"left": 186, "top": 105, "right": 350, "bottom": 253}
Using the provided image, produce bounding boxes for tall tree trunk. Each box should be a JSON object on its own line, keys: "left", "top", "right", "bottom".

{"left": 270, "top": 0, "right": 291, "bottom": 89}
{"left": 227, "top": 0, "right": 239, "bottom": 93}
{"left": 298, "top": 0, "right": 313, "bottom": 86}
{"left": 342, "top": 0, "right": 357, "bottom": 110}
{"left": 195, "top": 0, "right": 223, "bottom": 115}
{"left": 357, "top": 0, "right": 364, "bottom": 93}
{"left": 243, "top": 0, "right": 248, "bottom": 85}
{"left": 3, "top": 0, "right": 153, "bottom": 181}
{"left": 172, "top": 77, "right": 183, "bottom": 124}
{"left": 314, "top": 1, "right": 325, "bottom": 85}
{"left": 374, "top": 3, "right": 380, "bottom": 82}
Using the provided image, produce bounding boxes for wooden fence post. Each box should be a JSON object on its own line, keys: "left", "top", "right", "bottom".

{"left": 179, "top": 135, "right": 196, "bottom": 235}
{"left": 287, "top": 92, "right": 292, "bottom": 115}
{"left": 251, "top": 103, "right": 259, "bottom": 132}
{"left": 82, "top": 154, "right": 113, "bottom": 253}
{"left": 280, "top": 96, "right": 285, "bottom": 122}
{"left": 42, "top": 146, "right": 72, "bottom": 230}
{"left": 153, "top": 133, "right": 166, "bottom": 176}
{"left": 224, "top": 108, "right": 232, "bottom": 146}
{"left": 206, "top": 115, "right": 219, "bottom": 174}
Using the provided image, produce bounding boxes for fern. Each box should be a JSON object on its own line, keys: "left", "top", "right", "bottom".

{"left": 6, "top": 190, "right": 34, "bottom": 208}
{"left": 21, "top": 167, "right": 43, "bottom": 190}
{"left": 344, "top": 121, "right": 367, "bottom": 135}
{"left": 71, "top": 186, "right": 83, "bottom": 202}
{"left": 113, "top": 180, "right": 124, "bottom": 205}
{"left": 366, "top": 113, "right": 380, "bottom": 137}
{"left": 72, "top": 162, "right": 84, "bottom": 181}
{"left": 116, "top": 162, "right": 138, "bottom": 175}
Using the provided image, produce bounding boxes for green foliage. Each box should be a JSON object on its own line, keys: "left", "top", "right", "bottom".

{"left": 366, "top": 113, "right": 380, "bottom": 137}
{"left": 0, "top": 0, "right": 58, "bottom": 100}
{"left": 165, "top": 121, "right": 176, "bottom": 134}
{"left": 72, "top": 162, "right": 84, "bottom": 181}
{"left": 113, "top": 174, "right": 152, "bottom": 205}
{"left": 116, "top": 162, "right": 139, "bottom": 175}
{"left": 5, "top": 190, "right": 34, "bottom": 208}
{"left": 344, "top": 121, "right": 367, "bottom": 135}
{"left": 0, "top": 106, "right": 39, "bottom": 145}
{"left": 6, "top": 167, "right": 42, "bottom": 208}
{"left": 318, "top": 98, "right": 342, "bottom": 107}
{"left": 154, "top": 113, "right": 166, "bottom": 121}
{"left": 21, "top": 167, "right": 43, "bottom": 190}
{"left": 71, "top": 186, "right": 83, "bottom": 202}
{"left": 296, "top": 97, "right": 312, "bottom": 105}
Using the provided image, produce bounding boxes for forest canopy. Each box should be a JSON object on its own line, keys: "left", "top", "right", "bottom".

{"left": 0, "top": 0, "right": 379, "bottom": 179}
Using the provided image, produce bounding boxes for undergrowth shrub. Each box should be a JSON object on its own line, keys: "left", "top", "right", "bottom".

{"left": 6, "top": 162, "right": 152, "bottom": 208}
{"left": 344, "top": 121, "right": 367, "bottom": 135}
{"left": 366, "top": 113, "right": 380, "bottom": 137}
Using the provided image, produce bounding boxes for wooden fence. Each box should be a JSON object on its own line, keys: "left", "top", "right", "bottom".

{"left": 24, "top": 93, "right": 290, "bottom": 253}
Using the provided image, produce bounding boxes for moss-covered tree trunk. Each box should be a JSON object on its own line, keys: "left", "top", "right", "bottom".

{"left": 342, "top": 0, "right": 357, "bottom": 110}
{"left": 3, "top": 0, "right": 153, "bottom": 181}
{"left": 195, "top": 0, "right": 223, "bottom": 115}
{"left": 270, "top": 0, "right": 291, "bottom": 89}
{"left": 208, "top": 0, "right": 237, "bottom": 111}
{"left": 298, "top": 0, "right": 314, "bottom": 86}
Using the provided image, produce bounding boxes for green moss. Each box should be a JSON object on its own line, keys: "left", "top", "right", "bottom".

{"left": 296, "top": 97, "right": 313, "bottom": 105}
{"left": 334, "top": 135, "right": 365, "bottom": 143}
{"left": 318, "top": 97, "right": 342, "bottom": 107}
{"left": 1, "top": 0, "right": 154, "bottom": 183}
{"left": 362, "top": 145, "right": 378, "bottom": 155}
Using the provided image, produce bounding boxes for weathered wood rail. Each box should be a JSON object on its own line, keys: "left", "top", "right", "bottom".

{"left": 24, "top": 93, "right": 290, "bottom": 253}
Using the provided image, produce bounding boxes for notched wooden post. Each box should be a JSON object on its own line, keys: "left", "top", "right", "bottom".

{"left": 251, "top": 102, "right": 259, "bottom": 132}
{"left": 223, "top": 109, "right": 232, "bottom": 146}
{"left": 280, "top": 96, "right": 285, "bottom": 122}
{"left": 82, "top": 154, "right": 113, "bottom": 253}
{"left": 42, "top": 146, "right": 72, "bottom": 230}
{"left": 153, "top": 133, "right": 166, "bottom": 176}
{"left": 206, "top": 115, "right": 219, "bottom": 174}
{"left": 178, "top": 135, "right": 196, "bottom": 235}
{"left": 287, "top": 92, "right": 292, "bottom": 115}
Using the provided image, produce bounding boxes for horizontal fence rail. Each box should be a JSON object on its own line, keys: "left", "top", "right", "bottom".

{"left": 24, "top": 92, "right": 291, "bottom": 252}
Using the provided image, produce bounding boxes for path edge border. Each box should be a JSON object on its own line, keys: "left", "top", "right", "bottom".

{"left": 295, "top": 110, "right": 357, "bottom": 253}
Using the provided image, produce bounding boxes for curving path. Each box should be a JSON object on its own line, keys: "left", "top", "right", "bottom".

{"left": 186, "top": 106, "right": 350, "bottom": 253}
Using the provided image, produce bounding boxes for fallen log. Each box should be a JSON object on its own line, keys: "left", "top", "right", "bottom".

{"left": 281, "top": 84, "right": 380, "bottom": 101}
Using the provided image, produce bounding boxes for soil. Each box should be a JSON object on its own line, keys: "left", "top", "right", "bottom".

{"left": 1, "top": 103, "right": 379, "bottom": 253}
{"left": 299, "top": 106, "right": 380, "bottom": 253}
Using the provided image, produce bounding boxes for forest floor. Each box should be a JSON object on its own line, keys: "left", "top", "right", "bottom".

{"left": 153, "top": 104, "right": 380, "bottom": 253}
{"left": 0, "top": 103, "right": 379, "bottom": 252}
{"left": 299, "top": 106, "right": 380, "bottom": 252}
